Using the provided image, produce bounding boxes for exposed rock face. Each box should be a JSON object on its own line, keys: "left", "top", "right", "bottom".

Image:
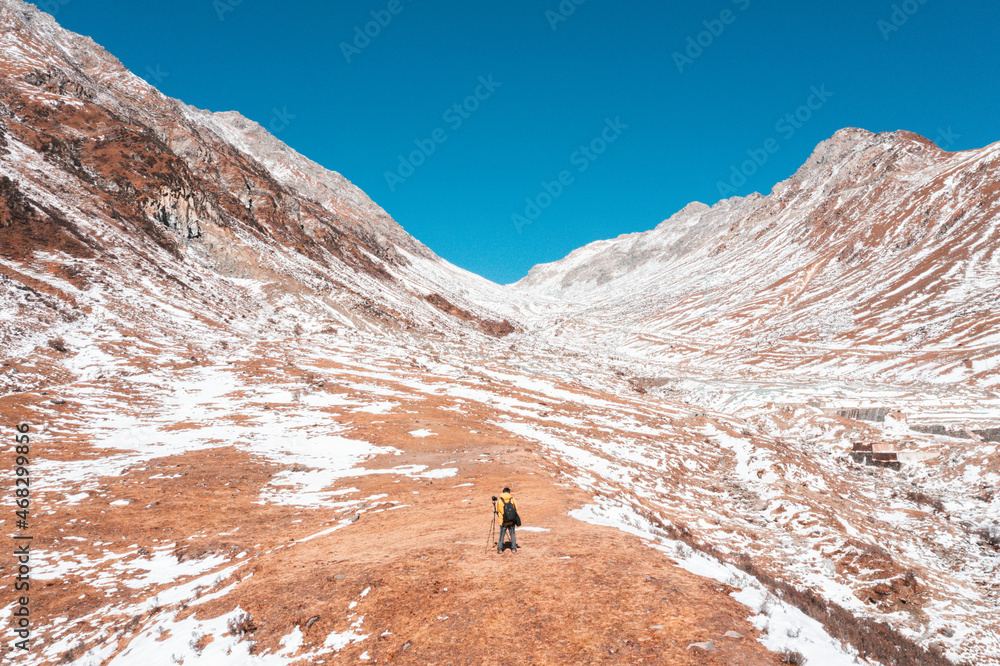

{"left": 0, "top": 15, "right": 381, "bottom": 273}
{"left": 423, "top": 293, "right": 517, "bottom": 337}
{"left": 838, "top": 407, "right": 891, "bottom": 422}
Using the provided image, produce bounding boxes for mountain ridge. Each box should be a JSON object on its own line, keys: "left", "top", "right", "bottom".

{"left": 0, "top": 0, "right": 523, "bottom": 368}
{"left": 512, "top": 125, "right": 999, "bottom": 391}
{"left": 517, "top": 126, "right": 995, "bottom": 293}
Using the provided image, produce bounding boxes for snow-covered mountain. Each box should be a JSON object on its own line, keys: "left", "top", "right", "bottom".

{"left": 515, "top": 127, "right": 1000, "bottom": 390}
{"left": 0, "top": 0, "right": 518, "bottom": 390}
{"left": 2, "top": 1, "right": 999, "bottom": 664}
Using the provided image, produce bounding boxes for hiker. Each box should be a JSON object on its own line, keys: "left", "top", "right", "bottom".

{"left": 494, "top": 487, "right": 520, "bottom": 553}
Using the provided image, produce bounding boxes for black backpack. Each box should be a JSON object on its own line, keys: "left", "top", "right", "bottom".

{"left": 502, "top": 498, "right": 520, "bottom": 526}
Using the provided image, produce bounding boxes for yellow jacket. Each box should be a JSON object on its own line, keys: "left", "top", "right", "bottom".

{"left": 495, "top": 493, "right": 519, "bottom": 526}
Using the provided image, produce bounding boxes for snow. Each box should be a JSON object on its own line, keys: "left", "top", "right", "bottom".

{"left": 106, "top": 607, "right": 306, "bottom": 666}
{"left": 571, "top": 501, "right": 862, "bottom": 665}
{"left": 115, "top": 551, "right": 230, "bottom": 590}
{"left": 417, "top": 467, "right": 458, "bottom": 479}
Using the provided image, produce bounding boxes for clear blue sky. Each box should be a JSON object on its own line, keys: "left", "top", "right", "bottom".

{"left": 51, "top": 0, "right": 1000, "bottom": 284}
